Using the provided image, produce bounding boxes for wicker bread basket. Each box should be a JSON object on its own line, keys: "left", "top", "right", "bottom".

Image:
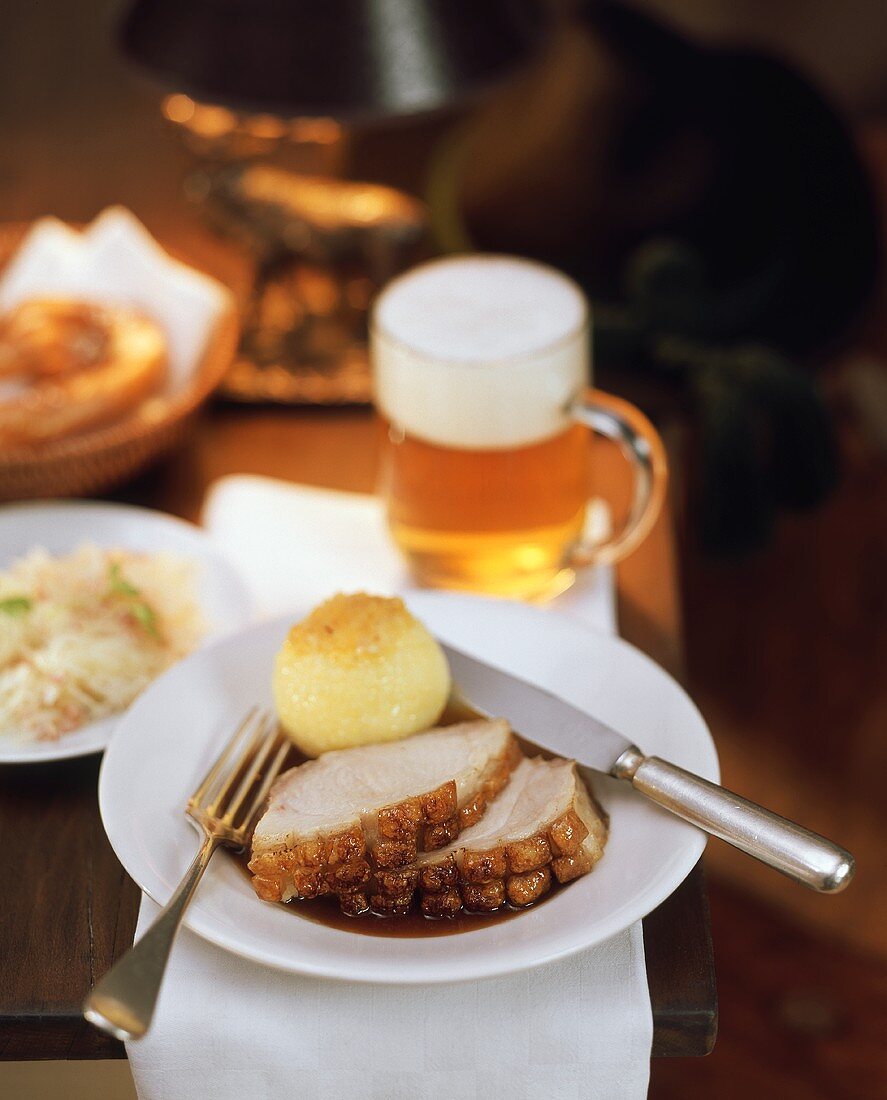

{"left": 0, "top": 223, "right": 240, "bottom": 502}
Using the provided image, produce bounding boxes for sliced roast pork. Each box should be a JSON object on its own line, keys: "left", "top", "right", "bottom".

{"left": 249, "top": 718, "right": 519, "bottom": 911}
{"left": 414, "top": 756, "right": 608, "bottom": 915}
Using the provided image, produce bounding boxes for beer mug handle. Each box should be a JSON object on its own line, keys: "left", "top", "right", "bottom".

{"left": 568, "top": 388, "right": 669, "bottom": 566}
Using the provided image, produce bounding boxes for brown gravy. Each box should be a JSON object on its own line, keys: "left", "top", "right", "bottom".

{"left": 228, "top": 848, "right": 549, "bottom": 937}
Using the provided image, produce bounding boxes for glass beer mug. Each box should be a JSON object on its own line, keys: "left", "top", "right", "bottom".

{"left": 371, "top": 256, "right": 667, "bottom": 599}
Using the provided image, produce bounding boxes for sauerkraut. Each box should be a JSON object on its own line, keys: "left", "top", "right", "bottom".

{"left": 0, "top": 544, "right": 205, "bottom": 741}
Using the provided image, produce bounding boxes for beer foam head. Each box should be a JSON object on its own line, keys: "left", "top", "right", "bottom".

{"left": 372, "top": 255, "right": 589, "bottom": 450}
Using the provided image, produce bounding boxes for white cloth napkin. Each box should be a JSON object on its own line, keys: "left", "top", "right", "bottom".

{"left": 0, "top": 207, "right": 231, "bottom": 387}
{"left": 126, "top": 475, "right": 652, "bottom": 1100}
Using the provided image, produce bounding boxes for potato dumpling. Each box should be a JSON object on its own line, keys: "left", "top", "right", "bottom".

{"left": 273, "top": 592, "right": 451, "bottom": 755}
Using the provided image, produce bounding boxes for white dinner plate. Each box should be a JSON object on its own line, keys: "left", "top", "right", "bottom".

{"left": 99, "top": 591, "right": 719, "bottom": 984}
{"left": 0, "top": 500, "right": 257, "bottom": 764}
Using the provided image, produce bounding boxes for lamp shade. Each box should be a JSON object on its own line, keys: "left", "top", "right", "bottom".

{"left": 119, "top": 0, "right": 549, "bottom": 122}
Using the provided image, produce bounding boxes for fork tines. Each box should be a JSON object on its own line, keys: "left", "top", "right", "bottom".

{"left": 188, "top": 710, "right": 290, "bottom": 838}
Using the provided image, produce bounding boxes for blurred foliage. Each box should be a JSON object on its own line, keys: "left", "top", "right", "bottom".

{"left": 595, "top": 240, "right": 839, "bottom": 555}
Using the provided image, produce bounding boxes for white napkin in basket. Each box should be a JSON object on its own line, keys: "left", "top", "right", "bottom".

{"left": 125, "top": 476, "right": 652, "bottom": 1100}
{"left": 0, "top": 207, "right": 230, "bottom": 386}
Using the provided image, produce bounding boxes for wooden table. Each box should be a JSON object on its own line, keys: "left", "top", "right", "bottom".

{"left": 0, "top": 406, "right": 716, "bottom": 1061}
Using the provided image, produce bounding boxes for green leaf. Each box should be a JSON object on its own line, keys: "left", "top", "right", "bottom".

{"left": 0, "top": 595, "right": 32, "bottom": 616}
{"left": 131, "top": 600, "right": 160, "bottom": 639}
{"left": 108, "top": 562, "right": 141, "bottom": 598}
{"left": 106, "top": 562, "right": 161, "bottom": 640}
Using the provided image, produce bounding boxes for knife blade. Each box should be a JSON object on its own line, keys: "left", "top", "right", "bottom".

{"left": 440, "top": 641, "right": 855, "bottom": 894}
{"left": 441, "top": 643, "right": 631, "bottom": 774}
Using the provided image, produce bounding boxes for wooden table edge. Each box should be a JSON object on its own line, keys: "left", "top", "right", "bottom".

{"left": 2, "top": 864, "right": 717, "bottom": 1062}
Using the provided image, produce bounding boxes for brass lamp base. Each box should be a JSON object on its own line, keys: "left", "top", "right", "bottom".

{"left": 201, "top": 164, "right": 428, "bottom": 405}
{"left": 220, "top": 347, "right": 371, "bottom": 405}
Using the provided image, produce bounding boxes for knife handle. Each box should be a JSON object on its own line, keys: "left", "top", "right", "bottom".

{"left": 612, "top": 747, "right": 855, "bottom": 893}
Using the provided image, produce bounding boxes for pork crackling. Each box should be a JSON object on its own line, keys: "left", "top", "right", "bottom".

{"left": 248, "top": 718, "right": 520, "bottom": 913}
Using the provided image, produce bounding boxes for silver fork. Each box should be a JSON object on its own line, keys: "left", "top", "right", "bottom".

{"left": 83, "top": 709, "right": 290, "bottom": 1041}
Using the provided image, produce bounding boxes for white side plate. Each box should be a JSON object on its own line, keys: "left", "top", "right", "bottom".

{"left": 0, "top": 500, "right": 256, "bottom": 763}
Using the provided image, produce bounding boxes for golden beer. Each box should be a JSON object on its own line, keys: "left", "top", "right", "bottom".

{"left": 380, "top": 420, "right": 589, "bottom": 597}
{"left": 372, "top": 254, "right": 666, "bottom": 597}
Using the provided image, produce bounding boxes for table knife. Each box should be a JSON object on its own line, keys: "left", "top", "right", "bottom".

{"left": 442, "top": 643, "right": 854, "bottom": 893}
